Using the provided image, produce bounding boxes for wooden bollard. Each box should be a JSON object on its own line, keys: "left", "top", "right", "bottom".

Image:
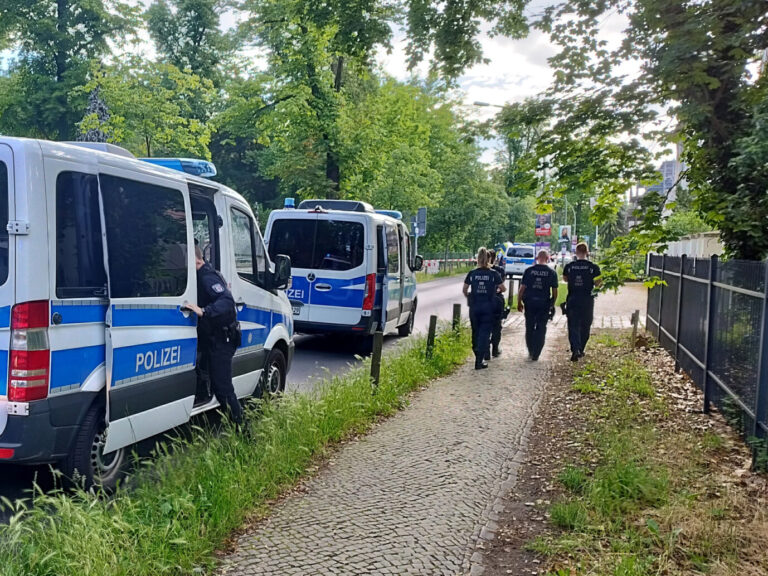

{"left": 452, "top": 303, "right": 461, "bottom": 331}
{"left": 507, "top": 277, "right": 514, "bottom": 307}
{"left": 370, "top": 331, "right": 384, "bottom": 389}
{"left": 426, "top": 315, "right": 438, "bottom": 358}
{"left": 631, "top": 309, "right": 639, "bottom": 349}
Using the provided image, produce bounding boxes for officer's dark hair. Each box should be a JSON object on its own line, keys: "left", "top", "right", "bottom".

{"left": 575, "top": 242, "right": 588, "bottom": 255}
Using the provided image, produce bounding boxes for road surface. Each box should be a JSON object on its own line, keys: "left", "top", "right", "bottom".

{"left": 287, "top": 275, "right": 468, "bottom": 393}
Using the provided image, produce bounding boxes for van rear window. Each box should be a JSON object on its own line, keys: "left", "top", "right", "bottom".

{"left": 269, "top": 219, "right": 364, "bottom": 271}
{"left": 0, "top": 162, "right": 8, "bottom": 286}
{"left": 507, "top": 247, "right": 534, "bottom": 258}
{"left": 56, "top": 172, "right": 107, "bottom": 298}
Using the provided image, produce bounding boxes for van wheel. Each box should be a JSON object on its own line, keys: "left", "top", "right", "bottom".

{"left": 398, "top": 302, "right": 417, "bottom": 337}
{"left": 259, "top": 349, "right": 286, "bottom": 397}
{"left": 62, "top": 401, "right": 126, "bottom": 492}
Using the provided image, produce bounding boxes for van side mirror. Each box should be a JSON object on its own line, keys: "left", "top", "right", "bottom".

{"left": 413, "top": 255, "right": 424, "bottom": 272}
{"left": 272, "top": 254, "right": 291, "bottom": 290}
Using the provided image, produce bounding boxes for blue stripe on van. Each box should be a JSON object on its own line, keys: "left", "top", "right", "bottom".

{"left": 237, "top": 307, "right": 271, "bottom": 349}
{"left": 51, "top": 303, "right": 108, "bottom": 325}
{"left": 0, "top": 306, "right": 10, "bottom": 329}
{"left": 0, "top": 350, "right": 7, "bottom": 396}
{"left": 112, "top": 338, "right": 197, "bottom": 385}
{"left": 310, "top": 276, "right": 366, "bottom": 308}
{"left": 50, "top": 345, "right": 105, "bottom": 390}
{"left": 111, "top": 306, "right": 196, "bottom": 327}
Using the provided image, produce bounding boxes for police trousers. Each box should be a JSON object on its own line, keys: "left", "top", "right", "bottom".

{"left": 524, "top": 300, "right": 550, "bottom": 360}
{"left": 567, "top": 296, "right": 594, "bottom": 354}
{"left": 207, "top": 341, "right": 242, "bottom": 424}
{"left": 470, "top": 304, "right": 494, "bottom": 365}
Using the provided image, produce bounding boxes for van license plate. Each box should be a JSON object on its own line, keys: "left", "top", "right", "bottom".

{"left": 292, "top": 306, "right": 301, "bottom": 316}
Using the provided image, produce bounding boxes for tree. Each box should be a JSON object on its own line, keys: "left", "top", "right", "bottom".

{"left": 0, "top": 0, "right": 137, "bottom": 140}
{"left": 146, "top": 0, "right": 235, "bottom": 87}
{"left": 537, "top": 0, "right": 768, "bottom": 261}
{"left": 81, "top": 60, "right": 216, "bottom": 158}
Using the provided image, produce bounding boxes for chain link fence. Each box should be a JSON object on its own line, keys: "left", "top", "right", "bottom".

{"left": 646, "top": 254, "right": 768, "bottom": 451}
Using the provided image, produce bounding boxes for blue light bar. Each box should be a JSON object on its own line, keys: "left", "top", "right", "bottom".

{"left": 139, "top": 157, "right": 217, "bottom": 178}
{"left": 375, "top": 209, "right": 403, "bottom": 220}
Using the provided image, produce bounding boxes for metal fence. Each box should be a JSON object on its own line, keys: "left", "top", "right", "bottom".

{"left": 646, "top": 254, "right": 768, "bottom": 443}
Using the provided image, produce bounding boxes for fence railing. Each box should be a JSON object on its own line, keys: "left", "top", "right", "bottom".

{"left": 646, "top": 254, "right": 768, "bottom": 446}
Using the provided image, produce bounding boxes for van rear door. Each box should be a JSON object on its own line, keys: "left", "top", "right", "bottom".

{"left": 0, "top": 145, "right": 14, "bottom": 409}
{"left": 97, "top": 171, "right": 198, "bottom": 454}
{"left": 266, "top": 212, "right": 318, "bottom": 324}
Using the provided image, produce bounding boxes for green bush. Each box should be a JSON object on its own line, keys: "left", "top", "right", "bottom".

{"left": 0, "top": 327, "right": 470, "bottom": 576}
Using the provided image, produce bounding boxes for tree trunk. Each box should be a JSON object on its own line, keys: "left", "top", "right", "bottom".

{"left": 55, "top": 0, "right": 70, "bottom": 140}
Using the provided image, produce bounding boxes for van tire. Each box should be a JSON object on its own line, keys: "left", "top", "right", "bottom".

{"left": 259, "top": 348, "right": 287, "bottom": 397}
{"left": 398, "top": 301, "right": 417, "bottom": 337}
{"left": 61, "top": 400, "right": 126, "bottom": 492}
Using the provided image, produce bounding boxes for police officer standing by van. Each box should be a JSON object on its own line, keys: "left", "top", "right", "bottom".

{"left": 563, "top": 242, "right": 601, "bottom": 361}
{"left": 518, "top": 250, "right": 559, "bottom": 361}
{"left": 185, "top": 246, "right": 243, "bottom": 425}
{"left": 464, "top": 247, "right": 506, "bottom": 369}
{"left": 490, "top": 252, "right": 506, "bottom": 357}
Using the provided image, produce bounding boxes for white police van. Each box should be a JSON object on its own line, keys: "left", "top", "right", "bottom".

{"left": 265, "top": 200, "right": 423, "bottom": 341}
{"left": 505, "top": 243, "right": 536, "bottom": 277}
{"left": 0, "top": 138, "right": 294, "bottom": 488}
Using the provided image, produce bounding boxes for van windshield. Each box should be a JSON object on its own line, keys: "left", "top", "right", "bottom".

{"left": 0, "top": 162, "right": 8, "bottom": 286}
{"left": 507, "top": 247, "right": 534, "bottom": 258}
{"left": 269, "top": 218, "right": 364, "bottom": 271}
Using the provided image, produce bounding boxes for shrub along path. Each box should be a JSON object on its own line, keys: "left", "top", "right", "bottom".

{"left": 220, "top": 326, "right": 566, "bottom": 576}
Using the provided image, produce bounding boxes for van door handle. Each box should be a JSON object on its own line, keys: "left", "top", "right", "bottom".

{"left": 235, "top": 299, "right": 246, "bottom": 311}
{"left": 314, "top": 284, "right": 332, "bottom": 292}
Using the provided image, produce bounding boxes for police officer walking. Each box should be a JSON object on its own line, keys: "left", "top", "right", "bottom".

{"left": 563, "top": 242, "right": 601, "bottom": 361}
{"left": 463, "top": 247, "right": 506, "bottom": 369}
{"left": 490, "top": 252, "right": 507, "bottom": 357}
{"left": 185, "top": 245, "right": 243, "bottom": 425}
{"left": 517, "top": 250, "right": 559, "bottom": 361}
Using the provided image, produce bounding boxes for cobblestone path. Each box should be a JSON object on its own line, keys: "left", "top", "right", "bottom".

{"left": 220, "top": 312, "right": 634, "bottom": 576}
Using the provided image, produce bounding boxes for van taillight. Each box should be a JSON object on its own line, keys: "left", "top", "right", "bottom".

{"left": 362, "top": 274, "right": 376, "bottom": 311}
{"left": 9, "top": 301, "right": 50, "bottom": 402}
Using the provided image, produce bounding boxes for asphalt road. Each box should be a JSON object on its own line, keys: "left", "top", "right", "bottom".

{"left": 0, "top": 275, "right": 469, "bottom": 520}
{"left": 286, "top": 275, "right": 469, "bottom": 393}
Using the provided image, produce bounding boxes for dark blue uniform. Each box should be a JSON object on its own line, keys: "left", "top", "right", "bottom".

{"left": 521, "top": 264, "right": 558, "bottom": 360}
{"left": 491, "top": 264, "right": 506, "bottom": 356}
{"left": 465, "top": 267, "right": 503, "bottom": 368}
{"left": 563, "top": 259, "right": 601, "bottom": 356}
{"left": 197, "top": 263, "right": 242, "bottom": 424}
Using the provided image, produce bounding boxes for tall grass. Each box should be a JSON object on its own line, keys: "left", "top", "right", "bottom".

{"left": 0, "top": 327, "right": 470, "bottom": 576}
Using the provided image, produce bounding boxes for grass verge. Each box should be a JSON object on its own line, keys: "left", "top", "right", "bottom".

{"left": 533, "top": 331, "right": 768, "bottom": 576}
{"left": 0, "top": 326, "right": 470, "bottom": 576}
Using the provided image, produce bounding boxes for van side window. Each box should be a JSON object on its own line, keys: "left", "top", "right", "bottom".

{"left": 385, "top": 224, "right": 399, "bottom": 274}
{"left": 0, "top": 161, "right": 9, "bottom": 286}
{"left": 231, "top": 208, "right": 266, "bottom": 287}
{"left": 99, "top": 174, "right": 188, "bottom": 298}
{"left": 56, "top": 172, "right": 107, "bottom": 298}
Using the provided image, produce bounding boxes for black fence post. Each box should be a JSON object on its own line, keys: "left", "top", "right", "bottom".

{"left": 452, "top": 303, "right": 461, "bottom": 332}
{"left": 702, "top": 255, "right": 718, "bottom": 414}
{"left": 751, "top": 259, "right": 768, "bottom": 445}
{"left": 674, "top": 254, "right": 686, "bottom": 371}
{"left": 645, "top": 253, "right": 651, "bottom": 331}
{"left": 657, "top": 254, "right": 666, "bottom": 340}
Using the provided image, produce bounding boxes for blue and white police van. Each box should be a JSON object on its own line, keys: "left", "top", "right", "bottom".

{"left": 0, "top": 138, "right": 294, "bottom": 488}
{"left": 264, "top": 199, "right": 423, "bottom": 342}
{"left": 504, "top": 243, "right": 536, "bottom": 277}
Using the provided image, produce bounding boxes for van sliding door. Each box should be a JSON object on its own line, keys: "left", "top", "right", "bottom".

{"left": 97, "top": 171, "right": 198, "bottom": 454}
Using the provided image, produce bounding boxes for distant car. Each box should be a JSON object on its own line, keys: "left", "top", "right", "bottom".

{"left": 505, "top": 244, "right": 536, "bottom": 276}
{"left": 559, "top": 252, "right": 573, "bottom": 266}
